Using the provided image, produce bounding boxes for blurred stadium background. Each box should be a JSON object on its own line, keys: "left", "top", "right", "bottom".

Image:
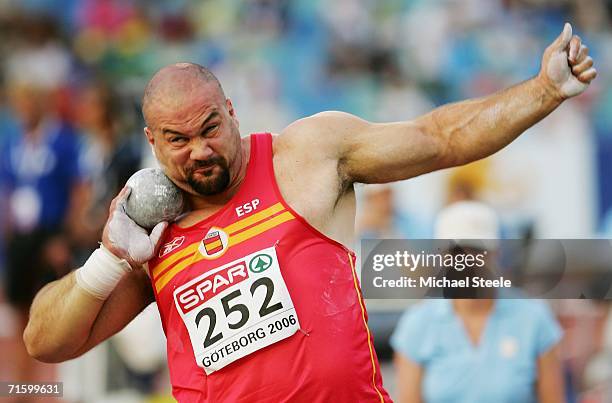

{"left": 0, "top": 0, "right": 611, "bottom": 402}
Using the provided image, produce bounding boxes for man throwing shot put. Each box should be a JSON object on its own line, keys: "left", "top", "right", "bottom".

{"left": 24, "top": 24, "right": 595, "bottom": 402}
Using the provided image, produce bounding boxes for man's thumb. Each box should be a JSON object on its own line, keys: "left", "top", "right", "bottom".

{"left": 150, "top": 221, "right": 169, "bottom": 247}
{"left": 555, "top": 23, "right": 572, "bottom": 50}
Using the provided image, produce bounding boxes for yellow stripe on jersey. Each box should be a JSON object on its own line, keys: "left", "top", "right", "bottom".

{"left": 155, "top": 250, "right": 202, "bottom": 292}
{"left": 151, "top": 202, "right": 285, "bottom": 279}
{"left": 224, "top": 202, "right": 284, "bottom": 234}
{"left": 348, "top": 253, "right": 385, "bottom": 403}
{"left": 227, "top": 211, "right": 294, "bottom": 247}
{"left": 152, "top": 243, "right": 199, "bottom": 279}
{"left": 154, "top": 210, "right": 295, "bottom": 293}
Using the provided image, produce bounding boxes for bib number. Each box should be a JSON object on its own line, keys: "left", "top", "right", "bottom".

{"left": 173, "top": 246, "right": 300, "bottom": 374}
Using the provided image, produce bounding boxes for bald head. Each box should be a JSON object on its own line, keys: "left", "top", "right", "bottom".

{"left": 142, "top": 62, "right": 225, "bottom": 128}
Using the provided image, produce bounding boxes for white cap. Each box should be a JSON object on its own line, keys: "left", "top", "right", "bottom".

{"left": 435, "top": 201, "right": 500, "bottom": 249}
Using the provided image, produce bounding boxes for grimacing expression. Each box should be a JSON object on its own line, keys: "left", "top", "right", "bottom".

{"left": 185, "top": 153, "right": 230, "bottom": 196}
{"left": 151, "top": 99, "right": 241, "bottom": 197}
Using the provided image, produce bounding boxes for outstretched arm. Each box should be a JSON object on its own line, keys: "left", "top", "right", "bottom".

{"left": 283, "top": 23, "right": 596, "bottom": 185}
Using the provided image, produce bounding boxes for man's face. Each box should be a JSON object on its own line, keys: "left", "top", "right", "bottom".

{"left": 145, "top": 83, "right": 241, "bottom": 197}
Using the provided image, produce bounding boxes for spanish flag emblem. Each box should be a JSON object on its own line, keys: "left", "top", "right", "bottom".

{"left": 198, "top": 227, "right": 229, "bottom": 259}
{"left": 203, "top": 231, "right": 223, "bottom": 254}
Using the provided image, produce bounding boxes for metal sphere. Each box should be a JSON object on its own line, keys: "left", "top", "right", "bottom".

{"left": 125, "top": 168, "right": 185, "bottom": 229}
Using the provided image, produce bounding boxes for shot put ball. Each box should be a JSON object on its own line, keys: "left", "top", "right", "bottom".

{"left": 125, "top": 168, "right": 185, "bottom": 229}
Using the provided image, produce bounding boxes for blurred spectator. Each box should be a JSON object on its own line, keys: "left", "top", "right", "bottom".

{"left": 358, "top": 185, "right": 399, "bottom": 238}
{"left": 72, "top": 81, "right": 142, "bottom": 254}
{"left": 357, "top": 184, "right": 431, "bottom": 239}
{"left": 0, "top": 81, "right": 88, "bottom": 388}
{"left": 580, "top": 303, "right": 612, "bottom": 402}
{"left": 556, "top": 300, "right": 612, "bottom": 402}
{"left": 4, "top": 14, "right": 71, "bottom": 91}
{"left": 391, "top": 202, "right": 565, "bottom": 403}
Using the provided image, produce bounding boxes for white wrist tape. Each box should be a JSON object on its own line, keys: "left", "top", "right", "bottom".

{"left": 75, "top": 245, "right": 133, "bottom": 300}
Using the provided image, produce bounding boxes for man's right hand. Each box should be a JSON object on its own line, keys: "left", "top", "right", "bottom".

{"left": 102, "top": 186, "right": 168, "bottom": 267}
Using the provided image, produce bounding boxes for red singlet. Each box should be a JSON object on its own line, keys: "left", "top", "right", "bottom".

{"left": 148, "top": 133, "right": 391, "bottom": 402}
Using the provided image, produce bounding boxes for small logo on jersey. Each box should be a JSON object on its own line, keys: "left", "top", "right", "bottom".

{"left": 198, "top": 227, "right": 229, "bottom": 259}
{"left": 159, "top": 236, "right": 185, "bottom": 257}
{"left": 249, "top": 253, "right": 273, "bottom": 273}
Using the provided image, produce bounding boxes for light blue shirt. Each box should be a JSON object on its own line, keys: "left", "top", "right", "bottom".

{"left": 391, "top": 299, "right": 562, "bottom": 403}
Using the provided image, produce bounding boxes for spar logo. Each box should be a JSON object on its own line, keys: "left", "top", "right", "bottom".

{"left": 198, "top": 227, "right": 229, "bottom": 259}
{"left": 175, "top": 262, "right": 248, "bottom": 314}
{"left": 249, "top": 253, "right": 272, "bottom": 273}
{"left": 159, "top": 236, "right": 185, "bottom": 257}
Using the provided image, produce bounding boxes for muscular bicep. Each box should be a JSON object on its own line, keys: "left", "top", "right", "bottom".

{"left": 343, "top": 118, "right": 446, "bottom": 183}
{"left": 70, "top": 268, "right": 155, "bottom": 358}
{"left": 281, "top": 111, "right": 446, "bottom": 186}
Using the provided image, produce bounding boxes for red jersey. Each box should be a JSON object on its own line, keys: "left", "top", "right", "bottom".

{"left": 147, "top": 133, "right": 391, "bottom": 402}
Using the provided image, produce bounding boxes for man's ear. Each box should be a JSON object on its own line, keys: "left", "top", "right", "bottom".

{"left": 226, "top": 98, "right": 239, "bottom": 127}
{"left": 144, "top": 127, "right": 158, "bottom": 158}
{"left": 144, "top": 127, "right": 155, "bottom": 146}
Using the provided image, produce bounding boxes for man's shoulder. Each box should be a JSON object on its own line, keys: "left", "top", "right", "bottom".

{"left": 279, "top": 111, "right": 365, "bottom": 136}
{"left": 273, "top": 111, "right": 367, "bottom": 155}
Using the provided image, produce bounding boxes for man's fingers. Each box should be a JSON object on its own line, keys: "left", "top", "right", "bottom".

{"left": 577, "top": 67, "right": 597, "bottom": 83}
{"left": 109, "top": 186, "right": 132, "bottom": 214}
{"left": 555, "top": 22, "right": 573, "bottom": 50}
{"left": 568, "top": 35, "right": 581, "bottom": 63}
{"left": 574, "top": 44, "right": 589, "bottom": 64}
{"left": 121, "top": 186, "right": 132, "bottom": 200}
{"left": 572, "top": 56, "right": 593, "bottom": 76}
{"left": 115, "top": 186, "right": 132, "bottom": 213}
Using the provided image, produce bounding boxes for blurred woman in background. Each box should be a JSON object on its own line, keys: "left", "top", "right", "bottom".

{"left": 391, "top": 201, "right": 565, "bottom": 403}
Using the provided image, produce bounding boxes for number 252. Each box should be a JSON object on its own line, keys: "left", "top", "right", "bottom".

{"left": 195, "top": 277, "right": 282, "bottom": 348}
